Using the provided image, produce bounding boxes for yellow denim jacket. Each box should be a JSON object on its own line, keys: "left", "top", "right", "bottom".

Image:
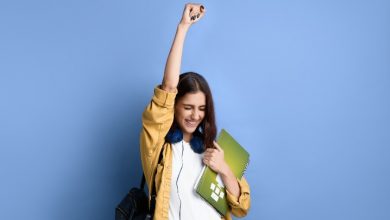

{"left": 140, "top": 86, "right": 251, "bottom": 220}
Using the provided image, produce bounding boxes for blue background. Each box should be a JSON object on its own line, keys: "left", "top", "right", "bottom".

{"left": 1, "top": 0, "right": 389, "bottom": 219}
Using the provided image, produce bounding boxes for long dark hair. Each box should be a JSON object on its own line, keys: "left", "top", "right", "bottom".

{"left": 171, "top": 72, "right": 217, "bottom": 150}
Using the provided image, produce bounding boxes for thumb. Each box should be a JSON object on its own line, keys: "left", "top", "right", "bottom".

{"left": 213, "top": 141, "right": 223, "bottom": 151}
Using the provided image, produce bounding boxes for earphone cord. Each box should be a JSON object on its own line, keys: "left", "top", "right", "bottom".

{"left": 176, "top": 140, "right": 185, "bottom": 220}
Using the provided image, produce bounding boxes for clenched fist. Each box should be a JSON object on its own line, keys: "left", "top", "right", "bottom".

{"left": 180, "top": 3, "right": 206, "bottom": 26}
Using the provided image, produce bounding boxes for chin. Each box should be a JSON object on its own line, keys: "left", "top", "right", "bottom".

{"left": 180, "top": 123, "right": 198, "bottom": 136}
{"left": 183, "top": 126, "right": 197, "bottom": 134}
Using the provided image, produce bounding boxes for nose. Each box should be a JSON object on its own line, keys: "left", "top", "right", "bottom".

{"left": 191, "top": 109, "right": 201, "bottom": 121}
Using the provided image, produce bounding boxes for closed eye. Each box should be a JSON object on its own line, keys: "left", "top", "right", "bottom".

{"left": 183, "top": 105, "right": 206, "bottom": 111}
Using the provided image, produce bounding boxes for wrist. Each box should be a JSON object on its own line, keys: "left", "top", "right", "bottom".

{"left": 178, "top": 22, "right": 190, "bottom": 31}
{"left": 219, "top": 162, "right": 231, "bottom": 177}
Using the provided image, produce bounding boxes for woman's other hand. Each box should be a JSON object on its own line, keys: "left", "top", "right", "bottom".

{"left": 203, "top": 141, "right": 241, "bottom": 198}
{"left": 203, "top": 141, "right": 228, "bottom": 174}
{"left": 180, "top": 3, "right": 206, "bottom": 27}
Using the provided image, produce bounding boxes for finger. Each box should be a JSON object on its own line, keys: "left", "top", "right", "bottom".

{"left": 213, "top": 141, "right": 222, "bottom": 151}
{"left": 206, "top": 150, "right": 217, "bottom": 157}
{"left": 184, "top": 4, "right": 192, "bottom": 15}
{"left": 203, "top": 156, "right": 215, "bottom": 161}
{"left": 187, "top": 5, "right": 198, "bottom": 17}
{"left": 191, "top": 10, "right": 199, "bottom": 20}
{"left": 205, "top": 148, "right": 214, "bottom": 153}
{"left": 191, "top": 14, "right": 198, "bottom": 21}
{"left": 204, "top": 153, "right": 214, "bottom": 160}
{"left": 195, "top": 9, "right": 204, "bottom": 19}
{"left": 190, "top": 11, "right": 198, "bottom": 21}
{"left": 209, "top": 155, "right": 217, "bottom": 161}
{"left": 206, "top": 149, "right": 217, "bottom": 155}
{"left": 199, "top": 5, "right": 206, "bottom": 15}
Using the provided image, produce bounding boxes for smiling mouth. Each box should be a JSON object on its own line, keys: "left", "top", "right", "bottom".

{"left": 185, "top": 120, "right": 198, "bottom": 127}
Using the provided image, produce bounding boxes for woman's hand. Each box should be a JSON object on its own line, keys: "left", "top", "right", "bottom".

{"left": 179, "top": 3, "right": 206, "bottom": 27}
{"left": 203, "top": 141, "right": 241, "bottom": 198}
{"left": 203, "top": 141, "right": 228, "bottom": 174}
{"left": 162, "top": 4, "right": 205, "bottom": 91}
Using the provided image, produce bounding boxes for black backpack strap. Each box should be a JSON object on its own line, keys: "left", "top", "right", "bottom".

{"left": 143, "top": 148, "right": 164, "bottom": 218}
{"left": 140, "top": 173, "right": 146, "bottom": 189}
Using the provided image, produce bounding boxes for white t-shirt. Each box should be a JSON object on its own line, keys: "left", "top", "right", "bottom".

{"left": 169, "top": 140, "right": 221, "bottom": 220}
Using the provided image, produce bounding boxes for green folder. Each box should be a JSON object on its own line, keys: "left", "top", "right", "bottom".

{"left": 194, "top": 129, "right": 250, "bottom": 216}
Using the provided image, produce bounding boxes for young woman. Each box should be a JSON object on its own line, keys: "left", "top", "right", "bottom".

{"left": 140, "top": 3, "right": 251, "bottom": 220}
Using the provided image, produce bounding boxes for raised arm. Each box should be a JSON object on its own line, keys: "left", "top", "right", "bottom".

{"left": 140, "top": 3, "right": 206, "bottom": 189}
{"left": 161, "top": 3, "right": 206, "bottom": 92}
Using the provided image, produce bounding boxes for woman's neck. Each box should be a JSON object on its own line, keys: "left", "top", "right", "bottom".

{"left": 183, "top": 132, "right": 192, "bottom": 142}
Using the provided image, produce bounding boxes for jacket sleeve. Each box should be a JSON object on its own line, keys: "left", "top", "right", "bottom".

{"left": 139, "top": 86, "right": 177, "bottom": 187}
{"left": 225, "top": 176, "right": 251, "bottom": 217}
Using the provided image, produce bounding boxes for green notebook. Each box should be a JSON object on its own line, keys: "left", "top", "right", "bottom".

{"left": 194, "top": 129, "right": 250, "bottom": 216}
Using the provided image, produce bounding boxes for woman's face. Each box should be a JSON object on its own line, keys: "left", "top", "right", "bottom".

{"left": 175, "top": 91, "right": 206, "bottom": 142}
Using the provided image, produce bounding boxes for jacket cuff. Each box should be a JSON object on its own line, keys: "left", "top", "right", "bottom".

{"left": 152, "top": 85, "right": 177, "bottom": 108}
{"left": 226, "top": 177, "right": 250, "bottom": 209}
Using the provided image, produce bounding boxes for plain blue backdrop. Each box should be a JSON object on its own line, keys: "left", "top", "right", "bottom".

{"left": 1, "top": 0, "right": 389, "bottom": 219}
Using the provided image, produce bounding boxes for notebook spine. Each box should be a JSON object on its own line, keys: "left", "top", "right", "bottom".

{"left": 240, "top": 158, "right": 250, "bottom": 179}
